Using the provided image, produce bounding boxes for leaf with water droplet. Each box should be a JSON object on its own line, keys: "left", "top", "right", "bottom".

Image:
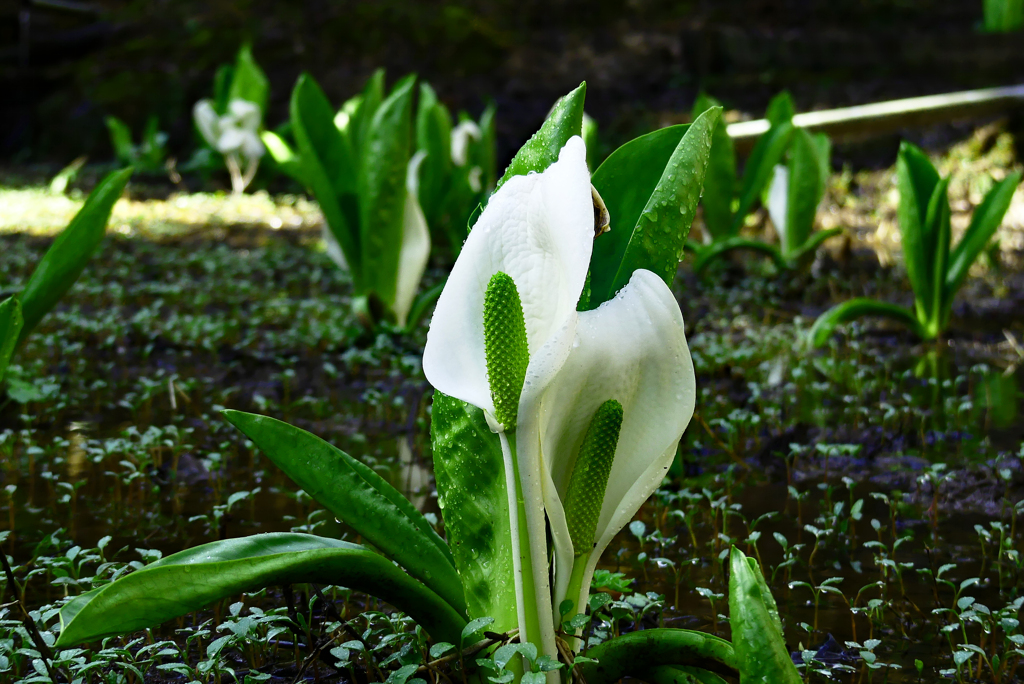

{"left": 588, "top": 106, "right": 721, "bottom": 307}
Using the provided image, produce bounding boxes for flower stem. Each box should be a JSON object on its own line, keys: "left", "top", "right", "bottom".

{"left": 500, "top": 431, "right": 543, "bottom": 650}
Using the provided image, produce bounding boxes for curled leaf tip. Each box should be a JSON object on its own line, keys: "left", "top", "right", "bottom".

{"left": 483, "top": 271, "right": 529, "bottom": 430}
{"left": 564, "top": 398, "right": 624, "bottom": 555}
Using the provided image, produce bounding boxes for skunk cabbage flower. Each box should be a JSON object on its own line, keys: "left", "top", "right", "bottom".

{"left": 193, "top": 98, "right": 265, "bottom": 193}
{"left": 424, "top": 135, "right": 695, "bottom": 661}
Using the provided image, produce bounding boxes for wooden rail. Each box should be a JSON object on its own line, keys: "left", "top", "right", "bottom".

{"left": 727, "top": 84, "right": 1024, "bottom": 145}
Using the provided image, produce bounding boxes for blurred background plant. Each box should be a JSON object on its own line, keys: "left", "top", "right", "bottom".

{"left": 104, "top": 115, "right": 168, "bottom": 176}
{"left": 185, "top": 45, "right": 269, "bottom": 193}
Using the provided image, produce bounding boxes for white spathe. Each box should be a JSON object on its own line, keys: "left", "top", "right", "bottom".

{"left": 530, "top": 269, "right": 696, "bottom": 618}
{"left": 451, "top": 120, "right": 483, "bottom": 167}
{"left": 423, "top": 136, "right": 592, "bottom": 662}
{"left": 423, "top": 136, "right": 593, "bottom": 419}
{"left": 767, "top": 163, "right": 789, "bottom": 245}
{"left": 320, "top": 151, "right": 431, "bottom": 330}
{"left": 393, "top": 150, "right": 432, "bottom": 328}
{"left": 192, "top": 98, "right": 266, "bottom": 161}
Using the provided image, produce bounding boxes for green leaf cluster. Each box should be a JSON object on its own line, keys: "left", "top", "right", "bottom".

{"left": 180, "top": 44, "right": 269, "bottom": 177}
{"left": 692, "top": 92, "right": 794, "bottom": 244}
{"left": 416, "top": 83, "right": 496, "bottom": 255}
{"left": 264, "top": 70, "right": 445, "bottom": 329}
{"left": 104, "top": 116, "right": 167, "bottom": 174}
{"left": 810, "top": 142, "right": 1021, "bottom": 346}
{"left": 691, "top": 92, "right": 842, "bottom": 273}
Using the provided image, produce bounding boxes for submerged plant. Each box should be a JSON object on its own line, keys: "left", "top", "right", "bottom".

{"left": 0, "top": 168, "right": 132, "bottom": 384}
{"left": 263, "top": 71, "right": 433, "bottom": 330}
{"left": 54, "top": 85, "right": 799, "bottom": 683}
{"left": 810, "top": 141, "right": 1022, "bottom": 346}
{"left": 190, "top": 45, "right": 269, "bottom": 194}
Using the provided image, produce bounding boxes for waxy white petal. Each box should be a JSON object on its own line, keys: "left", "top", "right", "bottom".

{"left": 393, "top": 151, "right": 432, "bottom": 327}
{"left": 227, "top": 99, "right": 262, "bottom": 132}
{"left": 423, "top": 136, "right": 593, "bottom": 416}
{"left": 767, "top": 163, "right": 789, "bottom": 245}
{"left": 241, "top": 131, "right": 266, "bottom": 161}
{"left": 193, "top": 100, "right": 221, "bottom": 149}
{"left": 451, "top": 120, "right": 483, "bottom": 167}
{"left": 530, "top": 269, "right": 696, "bottom": 615}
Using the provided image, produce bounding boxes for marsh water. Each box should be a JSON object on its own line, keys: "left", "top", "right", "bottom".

{"left": 0, "top": 213, "right": 1020, "bottom": 681}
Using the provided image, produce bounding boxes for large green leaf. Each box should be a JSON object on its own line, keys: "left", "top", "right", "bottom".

{"left": 808, "top": 298, "right": 926, "bottom": 347}
{"left": 359, "top": 75, "right": 416, "bottom": 314}
{"left": 212, "top": 64, "right": 234, "bottom": 114}
{"left": 946, "top": 170, "right": 1022, "bottom": 301}
{"left": 691, "top": 94, "right": 736, "bottom": 241}
{"left": 56, "top": 533, "right": 466, "bottom": 647}
{"left": 497, "top": 83, "right": 586, "bottom": 188}
{"left": 227, "top": 44, "right": 269, "bottom": 114}
{"left": 290, "top": 74, "right": 361, "bottom": 283}
{"left": 733, "top": 121, "right": 793, "bottom": 235}
{"left": 19, "top": 167, "right": 132, "bottom": 345}
{"left": 415, "top": 83, "right": 453, "bottom": 233}
{"left": 222, "top": 410, "right": 466, "bottom": 617}
{"left": 728, "top": 547, "right": 800, "bottom": 684}
{"left": 429, "top": 391, "right": 517, "bottom": 633}
{"left": 781, "top": 128, "right": 823, "bottom": 256}
{"left": 643, "top": 666, "right": 729, "bottom": 684}
{"left": 895, "top": 142, "right": 941, "bottom": 318}
{"left": 589, "top": 107, "right": 720, "bottom": 304}
{"left": 0, "top": 298, "right": 23, "bottom": 383}
{"left": 590, "top": 126, "right": 688, "bottom": 301}
{"left": 811, "top": 132, "right": 831, "bottom": 201}
{"left": 349, "top": 69, "right": 386, "bottom": 157}
{"left": 577, "top": 629, "right": 737, "bottom": 684}
{"left": 924, "top": 178, "right": 951, "bottom": 334}
{"left": 764, "top": 91, "right": 795, "bottom": 127}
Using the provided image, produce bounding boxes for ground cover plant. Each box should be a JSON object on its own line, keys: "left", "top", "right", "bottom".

{"left": 0, "top": 84, "right": 1022, "bottom": 684}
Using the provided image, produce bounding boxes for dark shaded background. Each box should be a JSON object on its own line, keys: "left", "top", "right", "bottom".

{"left": 3, "top": 0, "right": 1024, "bottom": 167}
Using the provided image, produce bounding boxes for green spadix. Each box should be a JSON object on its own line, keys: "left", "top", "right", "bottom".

{"left": 564, "top": 399, "right": 624, "bottom": 555}
{"left": 483, "top": 271, "right": 529, "bottom": 430}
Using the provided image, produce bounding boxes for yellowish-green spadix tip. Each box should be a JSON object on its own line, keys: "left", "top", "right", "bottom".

{"left": 483, "top": 271, "right": 529, "bottom": 430}
{"left": 564, "top": 399, "right": 624, "bottom": 556}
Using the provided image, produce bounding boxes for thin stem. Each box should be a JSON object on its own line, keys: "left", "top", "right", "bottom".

{"left": 225, "top": 153, "right": 244, "bottom": 194}
{"left": 498, "top": 431, "right": 530, "bottom": 646}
